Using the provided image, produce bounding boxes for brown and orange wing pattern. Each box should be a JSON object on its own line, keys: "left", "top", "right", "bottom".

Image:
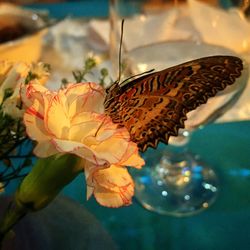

{"left": 104, "top": 56, "right": 243, "bottom": 152}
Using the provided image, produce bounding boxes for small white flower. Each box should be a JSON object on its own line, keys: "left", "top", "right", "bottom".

{"left": 0, "top": 60, "right": 50, "bottom": 118}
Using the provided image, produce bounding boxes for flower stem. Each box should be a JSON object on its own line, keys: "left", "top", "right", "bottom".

{"left": 0, "top": 200, "right": 27, "bottom": 245}
{"left": 0, "top": 153, "right": 83, "bottom": 246}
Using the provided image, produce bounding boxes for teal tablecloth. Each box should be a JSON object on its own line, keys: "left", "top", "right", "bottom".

{"left": 2, "top": 123, "right": 249, "bottom": 247}
{"left": 62, "top": 121, "right": 250, "bottom": 250}
{"left": 25, "top": 0, "right": 109, "bottom": 18}
{"left": 24, "top": 0, "right": 241, "bottom": 18}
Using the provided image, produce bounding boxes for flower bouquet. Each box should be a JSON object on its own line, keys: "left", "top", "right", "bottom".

{"left": 0, "top": 59, "right": 145, "bottom": 246}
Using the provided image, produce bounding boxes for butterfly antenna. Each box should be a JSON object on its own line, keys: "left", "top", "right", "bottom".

{"left": 117, "top": 19, "right": 155, "bottom": 86}
{"left": 120, "top": 68, "right": 155, "bottom": 86}
{"left": 117, "top": 19, "right": 125, "bottom": 84}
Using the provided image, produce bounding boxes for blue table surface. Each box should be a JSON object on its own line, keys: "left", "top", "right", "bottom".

{"left": 62, "top": 121, "right": 250, "bottom": 250}
{"left": 24, "top": 0, "right": 237, "bottom": 19}
{"left": 4, "top": 121, "right": 250, "bottom": 250}
{"left": 25, "top": 0, "right": 109, "bottom": 18}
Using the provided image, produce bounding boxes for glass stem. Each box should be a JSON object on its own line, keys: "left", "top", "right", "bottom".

{"left": 155, "top": 129, "right": 196, "bottom": 189}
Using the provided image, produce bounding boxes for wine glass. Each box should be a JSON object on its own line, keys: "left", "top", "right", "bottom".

{"left": 109, "top": 0, "right": 250, "bottom": 216}
{"left": 128, "top": 41, "right": 249, "bottom": 216}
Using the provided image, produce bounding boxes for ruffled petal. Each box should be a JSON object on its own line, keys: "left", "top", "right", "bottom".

{"left": 85, "top": 118, "right": 133, "bottom": 164}
{"left": 45, "top": 92, "right": 70, "bottom": 139}
{"left": 118, "top": 142, "right": 145, "bottom": 169}
{"left": 52, "top": 138, "right": 107, "bottom": 166}
{"left": 64, "top": 83, "right": 105, "bottom": 115}
{"left": 95, "top": 116, "right": 128, "bottom": 141}
{"left": 91, "top": 165, "right": 134, "bottom": 207}
{"left": 84, "top": 160, "right": 108, "bottom": 187}
{"left": 69, "top": 113, "right": 105, "bottom": 142}
{"left": 92, "top": 136, "right": 129, "bottom": 164}
{"left": 121, "top": 152, "right": 145, "bottom": 168}
{"left": 21, "top": 83, "right": 49, "bottom": 108}
{"left": 24, "top": 99, "right": 49, "bottom": 142}
{"left": 33, "top": 141, "right": 59, "bottom": 158}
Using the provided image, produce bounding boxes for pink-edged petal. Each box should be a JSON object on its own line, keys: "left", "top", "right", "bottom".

{"left": 52, "top": 138, "right": 107, "bottom": 166}
{"left": 64, "top": 83, "right": 105, "bottom": 115}
{"left": 21, "top": 83, "right": 49, "bottom": 108}
{"left": 33, "top": 141, "right": 59, "bottom": 158}
{"left": 64, "top": 82, "right": 103, "bottom": 98}
{"left": 24, "top": 99, "right": 50, "bottom": 141}
{"left": 91, "top": 128, "right": 132, "bottom": 164}
{"left": 69, "top": 119, "right": 100, "bottom": 142}
{"left": 92, "top": 165, "right": 134, "bottom": 191}
{"left": 118, "top": 142, "right": 145, "bottom": 169}
{"left": 84, "top": 160, "right": 108, "bottom": 186}
{"left": 84, "top": 157, "right": 105, "bottom": 200}
{"left": 71, "top": 112, "right": 106, "bottom": 127}
{"left": 69, "top": 113, "right": 106, "bottom": 142}
{"left": 45, "top": 93, "right": 70, "bottom": 139}
{"left": 94, "top": 185, "right": 134, "bottom": 207}
{"left": 94, "top": 116, "right": 126, "bottom": 141}
{"left": 92, "top": 137, "right": 129, "bottom": 164}
{"left": 91, "top": 166, "right": 134, "bottom": 207}
{"left": 79, "top": 117, "right": 132, "bottom": 164}
{"left": 121, "top": 152, "right": 145, "bottom": 169}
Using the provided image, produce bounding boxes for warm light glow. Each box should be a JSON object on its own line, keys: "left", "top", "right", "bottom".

{"left": 203, "top": 202, "right": 209, "bottom": 208}
{"left": 138, "top": 63, "right": 148, "bottom": 72}
{"left": 242, "top": 40, "right": 250, "bottom": 51}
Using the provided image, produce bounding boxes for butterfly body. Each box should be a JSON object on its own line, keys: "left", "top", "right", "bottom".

{"left": 104, "top": 55, "right": 243, "bottom": 152}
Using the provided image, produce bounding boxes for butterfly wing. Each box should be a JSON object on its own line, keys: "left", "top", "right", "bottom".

{"left": 104, "top": 55, "right": 243, "bottom": 152}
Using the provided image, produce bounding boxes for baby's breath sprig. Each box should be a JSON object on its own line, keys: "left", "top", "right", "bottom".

{"left": 0, "top": 109, "right": 32, "bottom": 189}
{"left": 24, "top": 71, "right": 37, "bottom": 85}
{"left": 25, "top": 63, "right": 51, "bottom": 85}
{"left": 62, "top": 57, "right": 111, "bottom": 87}
{"left": 62, "top": 57, "right": 97, "bottom": 86}
{"left": 99, "top": 68, "right": 109, "bottom": 86}
{"left": 0, "top": 62, "right": 51, "bottom": 189}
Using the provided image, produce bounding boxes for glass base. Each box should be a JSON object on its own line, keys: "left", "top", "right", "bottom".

{"left": 132, "top": 152, "right": 219, "bottom": 217}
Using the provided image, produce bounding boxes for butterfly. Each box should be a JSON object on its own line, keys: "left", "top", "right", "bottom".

{"left": 104, "top": 55, "right": 243, "bottom": 152}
